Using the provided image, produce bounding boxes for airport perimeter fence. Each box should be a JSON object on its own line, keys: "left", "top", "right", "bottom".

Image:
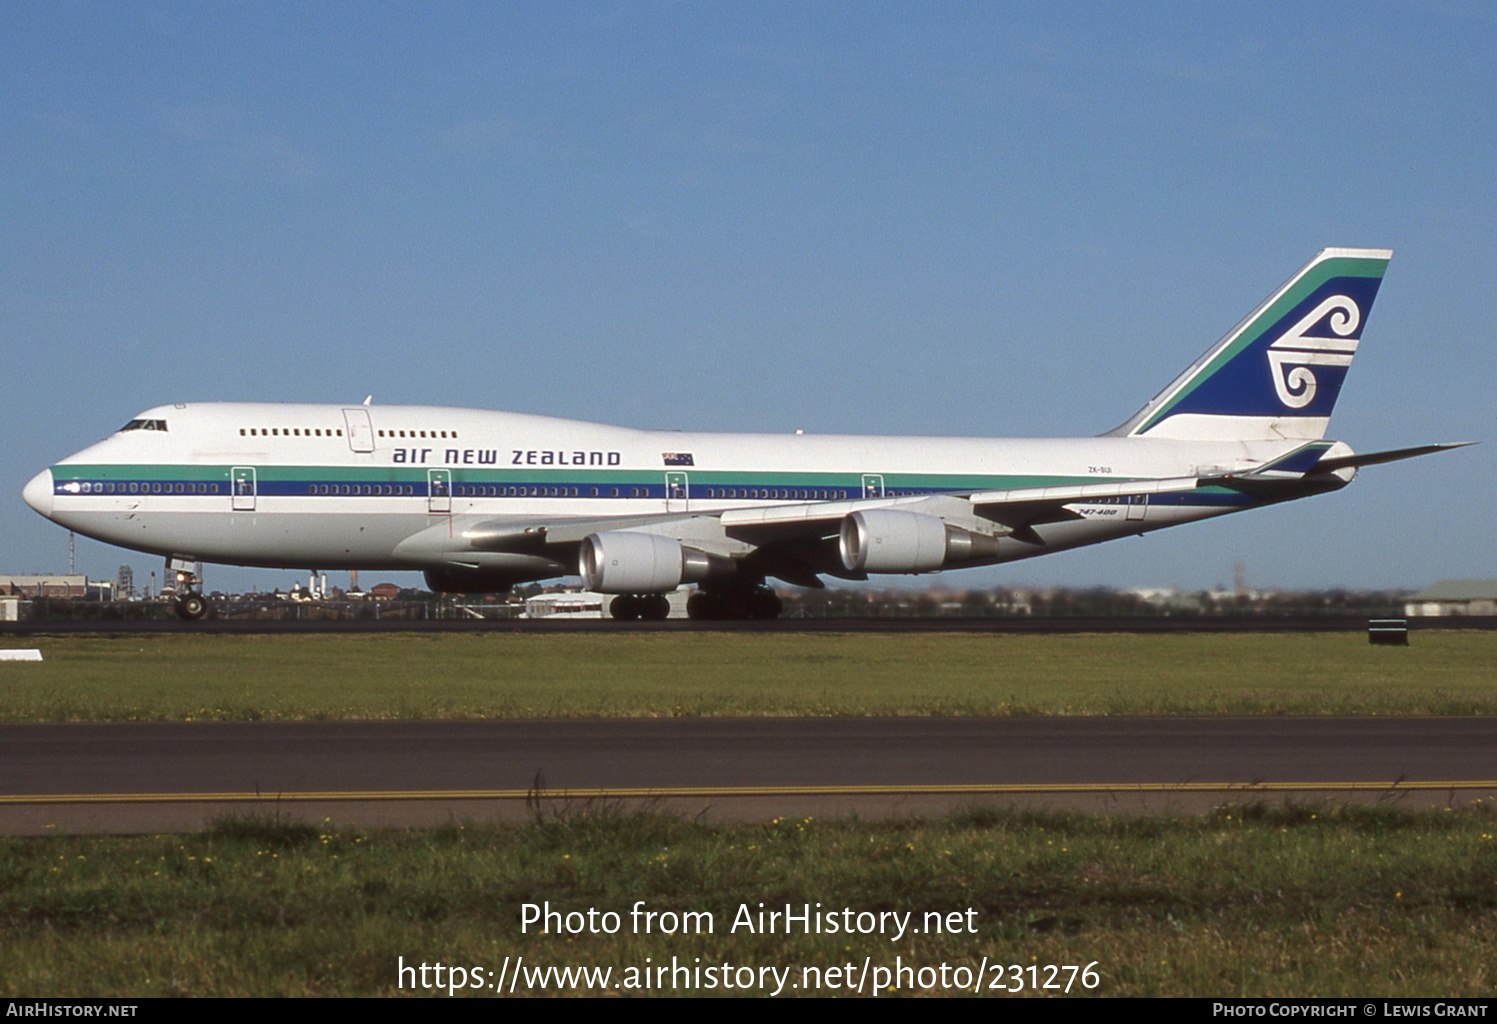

{"left": 16, "top": 597, "right": 522, "bottom": 624}
{"left": 11, "top": 591, "right": 1420, "bottom": 625}
{"left": 777, "top": 595, "right": 1411, "bottom": 621}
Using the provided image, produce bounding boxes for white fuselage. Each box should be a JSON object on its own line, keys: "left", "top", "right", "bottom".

{"left": 24, "top": 402, "right": 1324, "bottom": 581}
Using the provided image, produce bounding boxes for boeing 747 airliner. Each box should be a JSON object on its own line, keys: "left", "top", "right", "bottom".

{"left": 22, "top": 248, "right": 1468, "bottom": 620}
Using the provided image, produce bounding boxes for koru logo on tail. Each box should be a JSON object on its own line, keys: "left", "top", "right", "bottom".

{"left": 1266, "top": 295, "right": 1360, "bottom": 408}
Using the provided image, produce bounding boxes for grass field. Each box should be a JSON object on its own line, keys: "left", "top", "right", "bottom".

{"left": 0, "top": 630, "right": 1492, "bottom": 721}
{"left": 6, "top": 632, "right": 1494, "bottom": 998}
{"left": 3, "top": 803, "right": 1494, "bottom": 997}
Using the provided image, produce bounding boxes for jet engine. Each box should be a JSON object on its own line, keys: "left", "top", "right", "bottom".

{"left": 579, "top": 532, "right": 728, "bottom": 594}
{"left": 839, "top": 509, "right": 1001, "bottom": 574}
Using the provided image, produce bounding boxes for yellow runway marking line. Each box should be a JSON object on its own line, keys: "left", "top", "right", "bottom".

{"left": 3, "top": 781, "right": 1497, "bottom": 804}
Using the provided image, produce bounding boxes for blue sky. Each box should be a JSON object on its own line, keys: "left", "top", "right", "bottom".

{"left": 4, "top": 2, "right": 1493, "bottom": 594}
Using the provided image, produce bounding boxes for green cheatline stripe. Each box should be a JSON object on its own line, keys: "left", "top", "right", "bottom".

{"left": 4, "top": 781, "right": 1495, "bottom": 804}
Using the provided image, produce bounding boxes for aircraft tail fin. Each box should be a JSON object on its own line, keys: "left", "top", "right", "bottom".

{"left": 1109, "top": 248, "right": 1392, "bottom": 442}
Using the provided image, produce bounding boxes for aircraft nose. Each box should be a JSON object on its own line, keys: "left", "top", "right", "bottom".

{"left": 23, "top": 469, "right": 54, "bottom": 519}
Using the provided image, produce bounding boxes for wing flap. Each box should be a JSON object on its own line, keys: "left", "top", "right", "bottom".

{"left": 969, "top": 476, "right": 1204, "bottom": 512}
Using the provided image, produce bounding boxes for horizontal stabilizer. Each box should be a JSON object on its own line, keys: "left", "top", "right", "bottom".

{"left": 1312, "top": 442, "right": 1475, "bottom": 473}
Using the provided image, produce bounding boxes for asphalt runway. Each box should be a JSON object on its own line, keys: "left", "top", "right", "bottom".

{"left": 4, "top": 717, "right": 1494, "bottom": 834}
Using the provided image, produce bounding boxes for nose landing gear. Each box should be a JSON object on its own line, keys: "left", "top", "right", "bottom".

{"left": 173, "top": 592, "right": 211, "bottom": 621}
{"left": 168, "top": 558, "right": 214, "bottom": 621}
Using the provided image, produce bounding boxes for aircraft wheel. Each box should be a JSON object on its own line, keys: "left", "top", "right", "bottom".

{"left": 748, "top": 589, "right": 783, "bottom": 620}
{"left": 609, "top": 596, "right": 640, "bottom": 621}
{"left": 686, "top": 592, "right": 715, "bottom": 620}
{"left": 174, "top": 593, "right": 210, "bottom": 621}
{"left": 688, "top": 588, "right": 781, "bottom": 621}
{"left": 719, "top": 592, "right": 752, "bottom": 620}
{"left": 641, "top": 595, "right": 671, "bottom": 621}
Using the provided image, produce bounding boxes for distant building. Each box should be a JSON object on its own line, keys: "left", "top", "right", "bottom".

{"left": 1404, "top": 580, "right": 1497, "bottom": 618}
{"left": 526, "top": 591, "right": 607, "bottom": 619}
{"left": 522, "top": 589, "right": 689, "bottom": 619}
{"left": 368, "top": 583, "right": 401, "bottom": 602}
{"left": 0, "top": 575, "right": 92, "bottom": 599}
{"left": 1124, "top": 587, "right": 1205, "bottom": 613}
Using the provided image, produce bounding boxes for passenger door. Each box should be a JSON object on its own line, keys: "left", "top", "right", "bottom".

{"left": 231, "top": 467, "right": 256, "bottom": 512}
{"left": 666, "top": 471, "right": 689, "bottom": 513}
{"left": 427, "top": 468, "right": 451, "bottom": 514}
{"left": 342, "top": 408, "right": 375, "bottom": 453}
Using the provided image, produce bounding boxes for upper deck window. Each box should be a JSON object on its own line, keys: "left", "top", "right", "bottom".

{"left": 119, "top": 419, "right": 167, "bottom": 432}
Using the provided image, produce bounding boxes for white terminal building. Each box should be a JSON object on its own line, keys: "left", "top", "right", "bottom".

{"left": 524, "top": 589, "right": 689, "bottom": 619}
{"left": 1403, "top": 580, "right": 1497, "bottom": 618}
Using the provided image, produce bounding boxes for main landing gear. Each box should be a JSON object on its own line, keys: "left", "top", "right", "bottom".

{"left": 606, "top": 585, "right": 785, "bottom": 621}
{"left": 686, "top": 585, "right": 782, "bottom": 621}
{"left": 168, "top": 558, "right": 214, "bottom": 621}
{"left": 608, "top": 594, "right": 672, "bottom": 621}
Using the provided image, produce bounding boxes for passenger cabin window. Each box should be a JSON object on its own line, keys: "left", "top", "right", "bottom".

{"left": 375, "top": 427, "right": 457, "bottom": 439}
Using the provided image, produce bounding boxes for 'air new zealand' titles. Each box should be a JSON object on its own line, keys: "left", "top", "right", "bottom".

{"left": 23, "top": 248, "right": 1470, "bottom": 620}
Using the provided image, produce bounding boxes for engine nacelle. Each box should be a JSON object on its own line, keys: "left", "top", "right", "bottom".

{"left": 839, "top": 509, "right": 1001, "bottom": 574}
{"left": 579, "top": 532, "right": 725, "bottom": 594}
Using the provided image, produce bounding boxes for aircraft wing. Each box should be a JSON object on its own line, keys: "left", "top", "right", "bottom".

{"left": 965, "top": 476, "right": 1208, "bottom": 543}
{"left": 430, "top": 475, "right": 1215, "bottom": 556}
{"left": 400, "top": 461, "right": 1417, "bottom": 589}
{"left": 712, "top": 477, "right": 1204, "bottom": 528}
{"left": 414, "top": 438, "right": 1474, "bottom": 590}
{"left": 717, "top": 476, "right": 1208, "bottom": 535}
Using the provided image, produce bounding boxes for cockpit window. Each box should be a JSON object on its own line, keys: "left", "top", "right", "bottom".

{"left": 119, "top": 419, "right": 168, "bottom": 432}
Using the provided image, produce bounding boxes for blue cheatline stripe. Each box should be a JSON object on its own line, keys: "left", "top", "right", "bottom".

{"left": 52, "top": 466, "right": 1264, "bottom": 509}
{"left": 53, "top": 478, "right": 1263, "bottom": 510}
{"left": 53, "top": 479, "right": 229, "bottom": 497}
